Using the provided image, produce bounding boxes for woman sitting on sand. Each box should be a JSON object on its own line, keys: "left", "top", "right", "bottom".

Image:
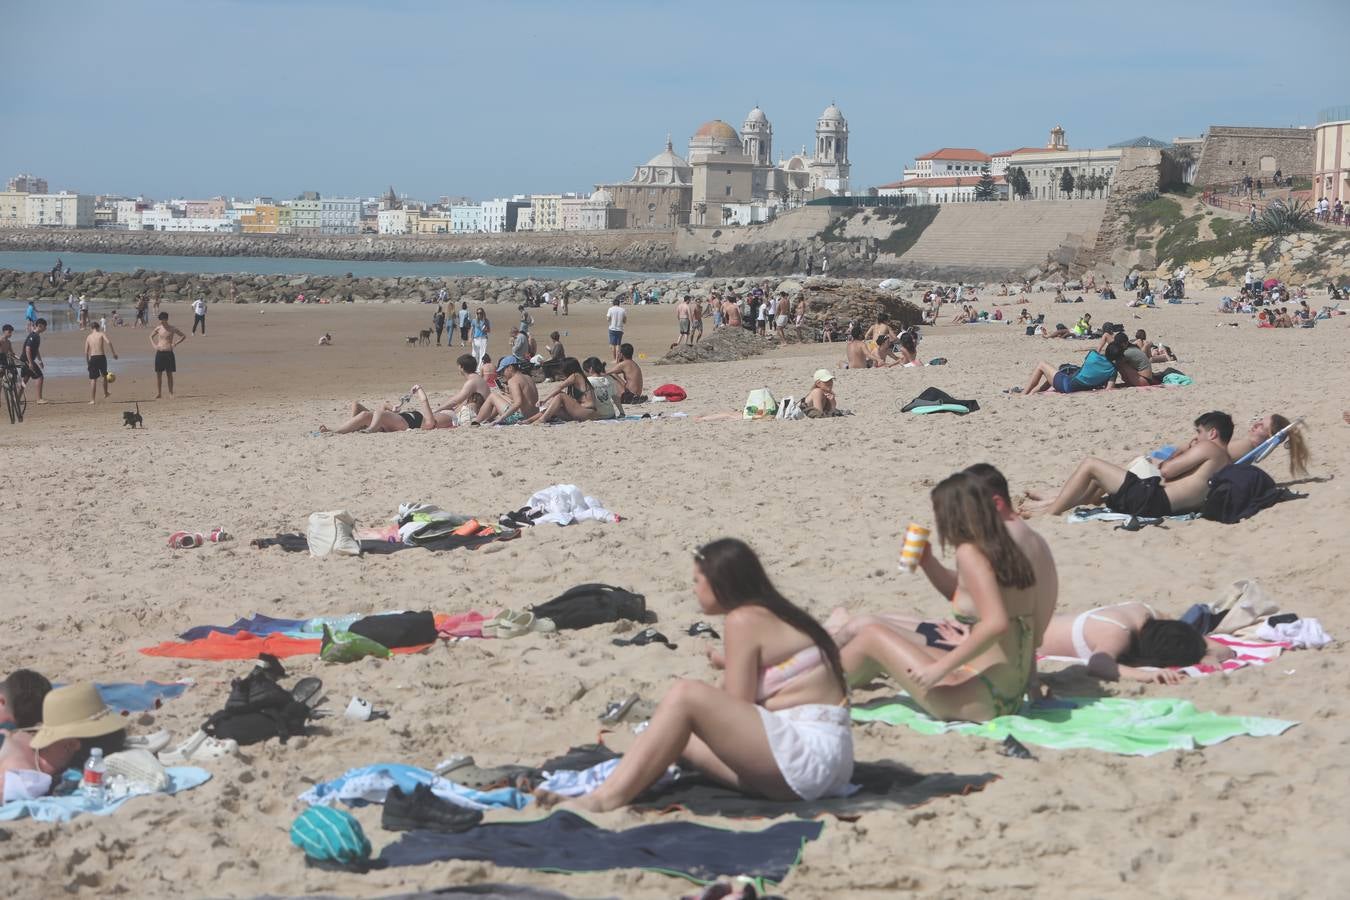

{"left": 551, "top": 539, "right": 852, "bottom": 813}
{"left": 835, "top": 472, "right": 1048, "bottom": 722}
{"left": 1019, "top": 340, "right": 1123, "bottom": 394}
{"left": 525, "top": 358, "right": 598, "bottom": 425}
{"left": 895, "top": 331, "right": 923, "bottom": 367}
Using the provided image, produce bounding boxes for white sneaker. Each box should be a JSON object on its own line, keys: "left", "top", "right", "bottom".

{"left": 158, "top": 729, "right": 238, "bottom": 764}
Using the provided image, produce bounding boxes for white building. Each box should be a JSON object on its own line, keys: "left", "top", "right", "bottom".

{"left": 514, "top": 206, "right": 534, "bottom": 231}
{"left": 449, "top": 204, "right": 483, "bottom": 233}
{"left": 876, "top": 175, "right": 1007, "bottom": 205}
{"left": 24, "top": 192, "right": 95, "bottom": 228}
{"left": 378, "top": 208, "right": 414, "bottom": 235}
{"left": 1007, "top": 126, "right": 1121, "bottom": 201}
{"left": 319, "top": 197, "right": 361, "bottom": 235}
{"left": 139, "top": 206, "right": 237, "bottom": 232}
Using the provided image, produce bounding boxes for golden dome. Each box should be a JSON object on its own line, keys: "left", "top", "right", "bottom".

{"left": 693, "top": 119, "right": 739, "bottom": 141}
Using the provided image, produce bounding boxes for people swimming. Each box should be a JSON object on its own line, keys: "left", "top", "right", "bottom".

{"left": 543, "top": 538, "right": 853, "bottom": 812}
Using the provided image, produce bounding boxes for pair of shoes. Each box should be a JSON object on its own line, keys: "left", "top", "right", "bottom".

{"left": 612, "top": 628, "right": 677, "bottom": 650}
{"left": 159, "top": 729, "right": 238, "bottom": 764}
{"left": 483, "top": 610, "right": 556, "bottom": 639}
{"left": 382, "top": 783, "right": 483, "bottom": 833}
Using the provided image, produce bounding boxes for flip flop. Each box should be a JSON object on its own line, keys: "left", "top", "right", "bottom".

{"left": 612, "top": 628, "right": 677, "bottom": 650}
{"left": 686, "top": 622, "right": 720, "bottom": 639}
{"left": 168, "top": 531, "right": 204, "bottom": 549}
{"left": 124, "top": 729, "right": 174, "bottom": 755}
{"left": 443, "top": 763, "right": 534, "bottom": 790}
{"left": 291, "top": 676, "right": 324, "bottom": 710}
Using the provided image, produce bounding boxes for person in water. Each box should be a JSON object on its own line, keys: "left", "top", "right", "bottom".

{"left": 838, "top": 470, "right": 1052, "bottom": 722}
{"left": 547, "top": 538, "right": 853, "bottom": 812}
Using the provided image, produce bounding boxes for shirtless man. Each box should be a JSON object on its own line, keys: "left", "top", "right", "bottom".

{"left": 150, "top": 312, "right": 186, "bottom": 399}
{"left": 690, "top": 297, "right": 704, "bottom": 343}
{"left": 1019, "top": 411, "right": 1234, "bottom": 519}
{"left": 844, "top": 324, "right": 868, "bottom": 369}
{"left": 84, "top": 322, "right": 118, "bottom": 404}
{"left": 474, "top": 355, "right": 539, "bottom": 425}
{"left": 0, "top": 324, "right": 15, "bottom": 366}
{"left": 673, "top": 295, "right": 692, "bottom": 347}
{"left": 609, "top": 343, "right": 645, "bottom": 403}
{"left": 722, "top": 296, "right": 742, "bottom": 329}
{"left": 407, "top": 354, "right": 491, "bottom": 428}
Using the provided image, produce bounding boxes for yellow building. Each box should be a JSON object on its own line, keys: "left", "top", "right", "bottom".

{"left": 276, "top": 205, "right": 294, "bottom": 234}
{"left": 530, "top": 194, "right": 563, "bottom": 231}
{"left": 416, "top": 214, "right": 452, "bottom": 234}
{"left": 241, "top": 204, "right": 280, "bottom": 233}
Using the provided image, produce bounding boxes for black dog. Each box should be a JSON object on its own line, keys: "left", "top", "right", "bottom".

{"left": 123, "top": 403, "right": 143, "bottom": 428}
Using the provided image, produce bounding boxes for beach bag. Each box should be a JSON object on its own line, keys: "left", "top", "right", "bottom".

{"left": 204, "top": 670, "right": 312, "bottom": 745}
{"left": 743, "top": 388, "right": 778, "bottom": 419}
{"left": 529, "top": 583, "right": 646, "bottom": 630}
{"left": 777, "top": 396, "right": 805, "bottom": 420}
{"left": 291, "top": 807, "right": 374, "bottom": 871}
{"left": 653, "top": 383, "right": 687, "bottom": 402}
{"left": 348, "top": 611, "right": 437, "bottom": 649}
{"left": 307, "top": 511, "right": 360, "bottom": 558}
{"left": 1201, "top": 464, "right": 1289, "bottom": 524}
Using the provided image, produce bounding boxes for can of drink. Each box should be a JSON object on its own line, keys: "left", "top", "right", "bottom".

{"left": 899, "top": 523, "right": 930, "bottom": 573}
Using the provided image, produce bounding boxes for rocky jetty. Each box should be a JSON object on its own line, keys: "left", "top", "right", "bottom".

{"left": 658, "top": 327, "right": 774, "bottom": 365}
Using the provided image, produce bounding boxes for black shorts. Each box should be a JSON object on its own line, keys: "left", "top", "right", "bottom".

{"left": 87, "top": 354, "right": 108, "bottom": 380}
{"left": 459, "top": 324, "right": 470, "bottom": 340}
{"left": 154, "top": 350, "right": 176, "bottom": 373}
{"left": 398, "top": 411, "right": 424, "bottom": 429}
{"left": 1105, "top": 471, "right": 1173, "bottom": 518}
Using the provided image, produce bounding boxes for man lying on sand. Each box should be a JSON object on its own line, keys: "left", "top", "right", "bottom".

{"left": 474, "top": 355, "right": 538, "bottom": 425}
{"left": 1019, "top": 411, "right": 1234, "bottom": 518}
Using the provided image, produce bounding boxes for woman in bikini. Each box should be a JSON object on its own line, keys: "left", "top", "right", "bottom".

{"left": 525, "top": 358, "right": 598, "bottom": 425}
{"left": 838, "top": 471, "right": 1045, "bottom": 722}
{"left": 553, "top": 538, "right": 852, "bottom": 813}
{"left": 317, "top": 393, "right": 437, "bottom": 434}
{"left": 1228, "top": 413, "right": 1309, "bottom": 477}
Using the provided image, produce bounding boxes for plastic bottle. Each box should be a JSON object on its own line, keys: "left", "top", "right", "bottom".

{"left": 81, "top": 747, "right": 106, "bottom": 803}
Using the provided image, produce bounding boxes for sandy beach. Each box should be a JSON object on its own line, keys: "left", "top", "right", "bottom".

{"left": 2, "top": 286, "right": 1346, "bottom": 899}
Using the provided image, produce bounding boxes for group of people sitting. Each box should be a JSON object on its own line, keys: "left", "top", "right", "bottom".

{"left": 842, "top": 314, "right": 923, "bottom": 369}
{"left": 547, "top": 463, "right": 1245, "bottom": 814}
{"left": 319, "top": 343, "right": 647, "bottom": 433}
{"left": 1020, "top": 326, "right": 1177, "bottom": 393}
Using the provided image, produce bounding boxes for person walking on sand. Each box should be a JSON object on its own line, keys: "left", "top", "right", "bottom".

{"left": 432, "top": 305, "right": 446, "bottom": 346}
{"left": 78, "top": 295, "right": 89, "bottom": 329}
{"left": 456, "top": 302, "right": 470, "bottom": 348}
{"left": 691, "top": 296, "right": 704, "bottom": 344}
{"left": 21, "top": 318, "right": 47, "bottom": 403}
{"left": 606, "top": 297, "right": 627, "bottom": 362}
{"left": 471, "top": 307, "right": 491, "bottom": 362}
{"left": 150, "top": 312, "right": 186, "bottom": 399}
{"left": 84, "top": 322, "right": 118, "bottom": 405}
{"left": 673, "top": 295, "right": 691, "bottom": 348}
{"left": 191, "top": 296, "right": 207, "bottom": 335}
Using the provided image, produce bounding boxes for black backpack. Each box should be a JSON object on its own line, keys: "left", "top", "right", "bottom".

{"left": 1201, "top": 464, "right": 1292, "bottom": 524}
{"left": 203, "top": 666, "right": 314, "bottom": 745}
{"left": 529, "top": 583, "right": 647, "bottom": 630}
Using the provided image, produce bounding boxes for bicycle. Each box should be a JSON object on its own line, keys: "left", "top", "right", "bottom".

{"left": 2, "top": 356, "right": 25, "bottom": 424}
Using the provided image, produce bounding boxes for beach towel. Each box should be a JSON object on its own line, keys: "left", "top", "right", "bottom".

{"left": 0, "top": 767, "right": 211, "bottom": 823}
{"left": 179, "top": 613, "right": 310, "bottom": 641}
{"left": 1039, "top": 634, "right": 1290, "bottom": 679}
{"left": 94, "top": 681, "right": 192, "bottom": 713}
{"left": 851, "top": 695, "right": 1296, "bottom": 756}
{"left": 139, "top": 629, "right": 433, "bottom": 660}
{"left": 1066, "top": 506, "right": 1199, "bottom": 526}
{"left": 523, "top": 485, "right": 618, "bottom": 525}
{"left": 901, "top": 387, "right": 979, "bottom": 415}
{"left": 298, "top": 764, "right": 530, "bottom": 812}
{"left": 376, "top": 810, "right": 823, "bottom": 887}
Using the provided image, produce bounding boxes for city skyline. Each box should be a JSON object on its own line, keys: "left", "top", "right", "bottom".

{"left": 4, "top": 0, "right": 1348, "bottom": 201}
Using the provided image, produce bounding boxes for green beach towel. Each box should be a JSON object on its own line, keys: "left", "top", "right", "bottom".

{"left": 851, "top": 695, "right": 1295, "bottom": 756}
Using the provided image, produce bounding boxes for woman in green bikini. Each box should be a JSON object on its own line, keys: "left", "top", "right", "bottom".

{"left": 840, "top": 470, "right": 1046, "bottom": 722}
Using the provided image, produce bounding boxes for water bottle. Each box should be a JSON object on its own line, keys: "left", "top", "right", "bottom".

{"left": 82, "top": 747, "right": 106, "bottom": 803}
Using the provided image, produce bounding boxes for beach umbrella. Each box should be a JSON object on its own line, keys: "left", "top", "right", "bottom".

{"left": 1263, "top": 277, "right": 1280, "bottom": 290}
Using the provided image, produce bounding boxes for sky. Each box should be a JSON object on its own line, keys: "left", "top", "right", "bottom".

{"left": 4, "top": 0, "right": 1348, "bottom": 203}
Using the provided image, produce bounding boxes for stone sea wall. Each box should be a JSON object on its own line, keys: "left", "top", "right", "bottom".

{"left": 0, "top": 227, "right": 684, "bottom": 270}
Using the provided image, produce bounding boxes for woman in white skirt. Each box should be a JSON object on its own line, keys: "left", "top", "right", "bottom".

{"left": 561, "top": 538, "right": 853, "bottom": 813}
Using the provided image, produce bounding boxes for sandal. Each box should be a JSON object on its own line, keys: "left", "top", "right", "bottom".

{"left": 158, "top": 729, "right": 238, "bottom": 764}
{"left": 686, "top": 622, "right": 720, "bottom": 639}
{"left": 612, "top": 628, "right": 677, "bottom": 650}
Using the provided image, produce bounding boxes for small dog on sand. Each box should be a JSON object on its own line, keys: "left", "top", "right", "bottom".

{"left": 123, "top": 403, "right": 143, "bottom": 428}
{"left": 405, "top": 336, "right": 420, "bottom": 346}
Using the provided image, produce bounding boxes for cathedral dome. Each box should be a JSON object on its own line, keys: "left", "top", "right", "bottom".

{"left": 744, "top": 107, "right": 768, "bottom": 125}
{"left": 588, "top": 188, "right": 613, "bottom": 205}
{"left": 820, "top": 104, "right": 845, "bottom": 123}
{"left": 694, "top": 119, "right": 739, "bottom": 141}
{"left": 645, "top": 139, "right": 690, "bottom": 170}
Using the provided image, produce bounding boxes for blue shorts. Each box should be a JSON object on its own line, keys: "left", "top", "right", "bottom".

{"left": 608, "top": 329, "right": 623, "bottom": 346}
{"left": 1052, "top": 370, "right": 1077, "bottom": 393}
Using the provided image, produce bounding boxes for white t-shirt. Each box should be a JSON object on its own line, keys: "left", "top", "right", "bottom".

{"left": 607, "top": 306, "right": 626, "bottom": 331}
{"left": 193, "top": 299, "right": 206, "bottom": 316}
{"left": 588, "top": 376, "right": 620, "bottom": 419}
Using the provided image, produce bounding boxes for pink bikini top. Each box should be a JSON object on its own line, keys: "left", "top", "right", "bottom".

{"left": 756, "top": 645, "right": 823, "bottom": 701}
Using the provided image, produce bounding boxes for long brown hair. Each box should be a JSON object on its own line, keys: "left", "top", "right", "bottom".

{"left": 1270, "top": 414, "right": 1309, "bottom": 478}
{"left": 695, "top": 538, "right": 846, "bottom": 693}
{"left": 931, "top": 471, "right": 1036, "bottom": 589}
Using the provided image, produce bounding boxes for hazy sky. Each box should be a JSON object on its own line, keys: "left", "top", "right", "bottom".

{"left": 5, "top": 0, "right": 1347, "bottom": 202}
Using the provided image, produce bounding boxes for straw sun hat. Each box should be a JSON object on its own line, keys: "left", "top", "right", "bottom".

{"left": 30, "top": 683, "right": 122, "bottom": 750}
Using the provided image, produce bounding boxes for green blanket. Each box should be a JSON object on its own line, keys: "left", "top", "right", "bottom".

{"left": 851, "top": 696, "right": 1296, "bottom": 756}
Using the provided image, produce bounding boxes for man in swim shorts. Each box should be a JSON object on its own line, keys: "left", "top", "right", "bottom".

{"left": 1020, "top": 411, "right": 1234, "bottom": 518}
{"left": 84, "top": 322, "right": 118, "bottom": 404}
{"left": 606, "top": 298, "right": 626, "bottom": 362}
{"left": 150, "top": 312, "right": 186, "bottom": 400}
{"left": 609, "top": 343, "right": 645, "bottom": 404}
{"left": 674, "top": 295, "right": 691, "bottom": 347}
{"left": 474, "top": 355, "right": 539, "bottom": 425}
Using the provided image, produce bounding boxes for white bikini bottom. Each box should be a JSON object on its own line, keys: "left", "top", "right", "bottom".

{"left": 756, "top": 704, "right": 854, "bottom": 801}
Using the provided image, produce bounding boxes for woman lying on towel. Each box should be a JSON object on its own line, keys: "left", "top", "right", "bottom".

{"left": 835, "top": 603, "right": 1233, "bottom": 688}
{"left": 835, "top": 471, "right": 1054, "bottom": 722}
{"left": 317, "top": 389, "right": 448, "bottom": 434}
{"left": 552, "top": 538, "right": 853, "bottom": 812}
